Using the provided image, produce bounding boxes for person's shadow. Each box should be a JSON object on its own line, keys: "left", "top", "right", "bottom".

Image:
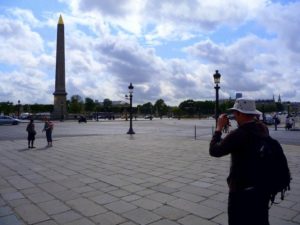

{"left": 38, "top": 146, "right": 50, "bottom": 150}
{"left": 18, "top": 148, "right": 30, "bottom": 152}
{"left": 18, "top": 146, "right": 49, "bottom": 152}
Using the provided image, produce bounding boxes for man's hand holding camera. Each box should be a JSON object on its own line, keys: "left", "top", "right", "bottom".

{"left": 216, "top": 114, "right": 230, "bottom": 132}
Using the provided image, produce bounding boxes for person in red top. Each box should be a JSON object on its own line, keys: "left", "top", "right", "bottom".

{"left": 42, "top": 117, "right": 53, "bottom": 147}
{"left": 209, "top": 98, "right": 270, "bottom": 225}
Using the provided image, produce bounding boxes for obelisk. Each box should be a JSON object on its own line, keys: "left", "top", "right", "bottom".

{"left": 53, "top": 15, "right": 67, "bottom": 120}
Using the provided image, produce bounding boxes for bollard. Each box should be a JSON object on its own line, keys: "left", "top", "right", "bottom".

{"left": 194, "top": 125, "right": 197, "bottom": 140}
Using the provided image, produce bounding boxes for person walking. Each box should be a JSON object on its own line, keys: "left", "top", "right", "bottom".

{"left": 285, "top": 115, "right": 292, "bottom": 130}
{"left": 209, "top": 98, "right": 270, "bottom": 225}
{"left": 273, "top": 113, "right": 279, "bottom": 131}
{"left": 42, "top": 117, "right": 53, "bottom": 147}
{"left": 26, "top": 119, "right": 36, "bottom": 148}
{"left": 291, "top": 117, "right": 295, "bottom": 129}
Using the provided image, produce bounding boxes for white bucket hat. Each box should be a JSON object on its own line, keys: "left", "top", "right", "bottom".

{"left": 228, "top": 98, "right": 261, "bottom": 115}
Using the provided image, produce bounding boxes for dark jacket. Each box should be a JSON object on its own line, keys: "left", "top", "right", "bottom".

{"left": 26, "top": 123, "right": 36, "bottom": 134}
{"left": 209, "top": 120, "right": 269, "bottom": 192}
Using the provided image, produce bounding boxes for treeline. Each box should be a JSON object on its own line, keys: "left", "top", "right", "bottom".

{"left": 0, "top": 102, "right": 53, "bottom": 115}
{"left": 63, "top": 96, "right": 221, "bottom": 118}
{"left": 1, "top": 95, "right": 286, "bottom": 118}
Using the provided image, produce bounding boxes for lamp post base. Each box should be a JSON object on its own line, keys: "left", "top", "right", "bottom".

{"left": 127, "top": 128, "right": 135, "bottom": 135}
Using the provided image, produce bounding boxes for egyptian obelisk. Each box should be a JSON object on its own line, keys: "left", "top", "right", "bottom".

{"left": 53, "top": 15, "right": 67, "bottom": 120}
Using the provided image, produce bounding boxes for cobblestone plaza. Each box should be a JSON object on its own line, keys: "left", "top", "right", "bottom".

{"left": 0, "top": 119, "right": 299, "bottom": 225}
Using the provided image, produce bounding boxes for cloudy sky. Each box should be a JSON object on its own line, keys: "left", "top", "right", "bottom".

{"left": 0, "top": 0, "right": 299, "bottom": 106}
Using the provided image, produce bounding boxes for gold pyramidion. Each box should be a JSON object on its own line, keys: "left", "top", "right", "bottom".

{"left": 58, "top": 15, "right": 64, "bottom": 25}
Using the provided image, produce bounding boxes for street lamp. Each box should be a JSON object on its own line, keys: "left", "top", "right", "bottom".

{"left": 262, "top": 103, "right": 265, "bottom": 123}
{"left": 287, "top": 102, "right": 290, "bottom": 116}
{"left": 17, "top": 100, "right": 21, "bottom": 118}
{"left": 213, "top": 70, "right": 221, "bottom": 127}
{"left": 127, "top": 83, "right": 135, "bottom": 134}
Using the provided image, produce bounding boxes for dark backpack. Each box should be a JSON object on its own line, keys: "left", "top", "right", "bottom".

{"left": 254, "top": 136, "right": 291, "bottom": 205}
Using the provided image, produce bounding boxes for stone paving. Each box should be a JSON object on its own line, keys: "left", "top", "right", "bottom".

{"left": 0, "top": 132, "right": 299, "bottom": 225}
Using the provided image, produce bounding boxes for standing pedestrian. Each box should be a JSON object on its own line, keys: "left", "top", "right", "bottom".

{"left": 26, "top": 119, "right": 36, "bottom": 148}
{"left": 209, "top": 98, "right": 270, "bottom": 225}
{"left": 42, "top": 117, "right": 53, "bottom": 147}
{"left": 273, "top": 113, "right": 279, "bottom": 131}
{"left": 285, "top": 116, "right": 291, "bottom": 130}
{"left": 291, "top": 117, "right": 295, "bottom": 129}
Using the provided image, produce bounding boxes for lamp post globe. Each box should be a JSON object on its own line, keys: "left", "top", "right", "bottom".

{"left": 213, "top": 70, "right": 221, "bottom": 85}
{"left": 128, "top": 83, "right": 134, "bottom": 93}
{"left": 127, "top": 83, "right": 135, "bottom": 134}
{"left": 213, "top": 70, "right": 221, "bottom": 127}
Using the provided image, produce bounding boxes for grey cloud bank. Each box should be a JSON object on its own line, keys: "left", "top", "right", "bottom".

{"left": 0, "top": 0, "right": 299, "bottom": 105}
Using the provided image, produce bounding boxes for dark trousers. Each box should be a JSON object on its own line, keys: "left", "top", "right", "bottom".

{"left": 228, "top": 188, "right": 270, "bottom": 225}
{"left": 46, "top": 130, "right": 52, "bottom": 142}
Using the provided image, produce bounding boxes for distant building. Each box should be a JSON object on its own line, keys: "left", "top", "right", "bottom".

{"left": 256, "top": 99, "right": 275, "bottom": 104}
{"left": 96, "top": 100, "right": 128, "bottom": 107}
{"left": 112, "top": 101, "right": 128, "bottom": 106}
{"left": 278, "top": 94, "right": 282, "bottom": 103}
{"left": 235, "top": 93, "right": 242, "bottom": 99}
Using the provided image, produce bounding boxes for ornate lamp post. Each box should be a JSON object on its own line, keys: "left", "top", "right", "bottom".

{"left": 213, "top": 70, "right": 221, "bottom": 127}
{"left": 17, "top": 100, "right": 21, "bottom": 118}
{"left": 127, "top": 83, "right": 135, "bottom": 134}
{"left": 262, "top": 103, "right": 265, "bottom": 123}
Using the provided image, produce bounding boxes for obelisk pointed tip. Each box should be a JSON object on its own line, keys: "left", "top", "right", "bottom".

{"left": 58, "top": 15, "right": 64, "bottom": 25}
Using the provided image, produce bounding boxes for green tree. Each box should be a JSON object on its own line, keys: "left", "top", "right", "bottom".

{"left": 219, "top": 100, "right": 235, "bottom": 113}
{"left": 140, "top": 102, "right": 153, "bottom": 115}
{"left": 171, "top": 106, "right": 183, "bottom": 119}
{"left": 30, "top": 104, "right": 53, "bottom": 113}
{"left": 276, "top": 102, "right": 284, "bottom": 112}
{"left": 196, "top": 101, "right": 215, "bottom": 115}
{"left": 69, "top": 95, "right": 83, "bottom": 113}
{"left": 103, "top": 98, "right": 112, "bottom": 112}
{"left": 0, "top": 102, "right": 14, "bottom": 115}
{"left": 154, "top": 99, "right": 168, "bottom": 118}
{"left": 257, "top": 103, "right": 277, "bottom": 113}
{"left": 179, "top": 99, "right": 197, "bottom": 117}
{"left": 84, "top": 97, "right": 96, "bottom": 113}
{"left": 23, "top": 104, "right": 31, "bottom": 113}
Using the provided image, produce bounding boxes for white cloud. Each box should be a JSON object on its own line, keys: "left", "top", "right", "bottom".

{"left": 0, "top": 0, "right": 299, "bottom": 106}
{"left": 258, "top": 2, "right": 300, "bottom": 53}
{"left": 0, "top": 9, "right": 53, "bottom": 104}
{"left": 62, "top": 0, "right": 269, "bottom": 40}
{"left": 0, "top": 14, "right": 44, "bottom": 68}
{"left": 7, "top": 8, "right": 40, "bottom": 27}
{"left": 184, "top": 31, "right": 300, "bottom": 101}
{"left": 0, "top": 70, "right": 53, "bottom": 103}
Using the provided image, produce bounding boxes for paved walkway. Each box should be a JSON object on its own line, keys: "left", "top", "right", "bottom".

{"left": 0, "top": 134, "right": 299, "bottom": 225}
